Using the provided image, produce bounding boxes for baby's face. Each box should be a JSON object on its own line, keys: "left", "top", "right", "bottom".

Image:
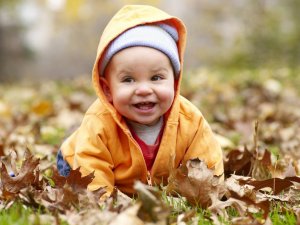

{"left": 102, "top": 46, "right": 175, "bottom": 126}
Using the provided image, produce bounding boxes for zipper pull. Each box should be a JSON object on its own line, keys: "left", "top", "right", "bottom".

{"left": 147, "top": 171, "right": 152, "bottom": 186}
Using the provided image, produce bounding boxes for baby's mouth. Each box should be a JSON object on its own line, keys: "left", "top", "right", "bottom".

{"left": 133, "top": 102, "right": 156, "bottom": 110}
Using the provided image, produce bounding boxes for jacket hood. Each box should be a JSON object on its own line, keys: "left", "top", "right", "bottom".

{"left": 92, "top": 5, "right": 187, "bottom": 121}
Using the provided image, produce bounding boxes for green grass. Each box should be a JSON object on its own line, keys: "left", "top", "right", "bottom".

{"left": 270, "top": 203, "right": 297, "bottom": 225}
{"left": 0, "top": 203, "right": 69, "bottom": 225}
{"left": 2, "top": 200, "right": 296, "bottom": 225}
{"left": 41, "top": 126, "right": 65, "bottom": 145}
{"left": 0, "top": 203, "right": 34, "bottom": 225}
{"left": 161, "top": 193, "right": 298, "bottom": 225}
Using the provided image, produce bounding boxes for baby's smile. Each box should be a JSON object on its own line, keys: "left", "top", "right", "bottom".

{"left": 133, "top": 102, "right": 156, "bottom": 110}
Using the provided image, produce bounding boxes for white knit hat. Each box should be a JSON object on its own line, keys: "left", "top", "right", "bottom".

{"left": 99, "top": 24, "right": 180, "bottom": 77}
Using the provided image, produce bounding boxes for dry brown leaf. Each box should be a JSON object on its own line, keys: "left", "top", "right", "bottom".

{"left": 134, "top": 181, "right": 170, "bottom": 223}
{"left": 39, "top": 168, "right": 106, "bottom": 213}
{"left": 176, "top": 210, "right": 197, "bottom": 225}
{"left": 224, "top": 147, "right": 253, "bottom": 176}
{"left": 106, "top": 188, "right": 132, "bottom": 213}
{"left": 0, "top": 149, "right": 107, "bottom": 214}
{"left": 225, "top": 175, "right": 270, "bottom": 219}
{"left": 62, "top": 208, "right": 117, "bottom": 225}
{"left": 209, "top": 197, "right": 247, "bottom": 219}
{"left": 66, "top": 167, "right": 95, "bottom": 192}
{"left": 251, "top": 148, "right": 273, "bottom": 180}
{"left": 39, "top": 186, "right": 77, "bottom": 212}
{"left": 167, "top": 158, "right": 225, "bottom": 207}
{"left": 109, "top": 203, "right": 145, "bottom": 225}
{"left": 246, "top": 176, "right": 300, "bottom": 195}
{"left": 0, "top": 148, "right": 40, "bottom": 194}
{"left": 51, "top": 168, "right": 67, "bottom": 188}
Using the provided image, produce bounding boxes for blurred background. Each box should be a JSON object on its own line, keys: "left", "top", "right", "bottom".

{"left": 1, "top": 0, "right": 299, "bottom": 81}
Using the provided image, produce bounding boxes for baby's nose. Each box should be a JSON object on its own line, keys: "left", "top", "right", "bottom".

{"left": 135, "top": 83, "right": 153, "bottom": 95}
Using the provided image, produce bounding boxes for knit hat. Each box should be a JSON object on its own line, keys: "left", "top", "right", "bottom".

{"left": 99, "top": 24, "right": 180, "bottom": 77}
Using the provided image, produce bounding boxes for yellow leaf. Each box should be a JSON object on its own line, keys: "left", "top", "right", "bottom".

{"left": 31, "top": 100, "right": 53, "bottom": 116}
{"left": 0, "top": 100, "right": 11, "bottom": 117}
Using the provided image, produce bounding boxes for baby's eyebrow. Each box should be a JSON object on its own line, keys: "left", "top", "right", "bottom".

{"left": 118, "top": 69, "right": 131, "bottom": 74}
{"left": 151, "top": 67, "right": 168, "bottom": 73}
{"left": 116, "top": 68, "right": 133, "bottom": 75}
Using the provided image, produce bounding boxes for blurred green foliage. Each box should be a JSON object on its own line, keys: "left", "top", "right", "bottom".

{"left": 0, "top": 0, "right": 19, "bottom": 8}
{"left": 221, "top": 0, "right": 300, "bottom": 69}
{"left": 0, "top": 0, "right": 299, "bottom": 80}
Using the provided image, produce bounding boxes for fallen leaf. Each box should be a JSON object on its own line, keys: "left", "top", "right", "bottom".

{"left": 225, "top": 175, "right": 270, "bottom": 219}
{"left": 0, "top": 149, "right": 40, "bottom": 194}
{"left": 167, "top": 158, "right": 225, "bottom": 207}
{"left": 109, "top": 203, "right": 144, "bottom": 225}
{"left": 209, "top": 197, "right": 247, "bottom": 219}
{"left": 247, "top": 177, "right": 300, "bottom": 195}
{"left": 134, "top": 181, "right": 170, "bottom": 223}
{"left": 31, "top": 100, "right": 54, "bottom": 117}
{"left": 224, "top": 147, "right": 253, "bottom": 177}
{"left": 176, "top": 210, "right": 196, "bottom": 225}
{"left": 66, "top": 167, "right": 95, "bottom": 192}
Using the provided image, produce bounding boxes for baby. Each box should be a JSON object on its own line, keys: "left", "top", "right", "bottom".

{"left": 57, "top": 5, "right": 223, "bottom": 195}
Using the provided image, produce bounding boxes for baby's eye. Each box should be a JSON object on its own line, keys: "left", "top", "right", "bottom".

{"left": 122, "top": 77, "right": 134, "bottom": 83}
{"left": 151, "top": 75, "right": 163, "bottom": 81}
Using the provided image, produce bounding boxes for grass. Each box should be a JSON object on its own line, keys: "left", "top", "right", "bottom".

{"left": 0, "top": 203, "right": 34, "bottom": 225}
{"left": 270, "top": 203, "right": 297, "bottom": 225}
{"left": 159, "top": 185, "right": 298, "bottom": 225}
{"left": 41, "top": 126, "right": 65, "bottom": 146}
{"left": 0, "top": 202, "right": 69, "bottom": 225}
{"left": 2, "top": 202, "right": 297, "bottom": 225}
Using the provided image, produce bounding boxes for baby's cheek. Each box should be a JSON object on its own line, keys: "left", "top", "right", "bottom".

{"left": 165, "top": 88, "right": 175, "bottom": 100}
{"left": 114, "top": 90, "right": 131, "bottom": 104}
{"left": 160, "top": 89, "right": 175, "bottom": 106}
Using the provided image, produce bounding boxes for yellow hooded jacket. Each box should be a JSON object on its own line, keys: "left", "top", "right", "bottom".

{"left": 61, "top": 5, "right": 223, "bottom": 195}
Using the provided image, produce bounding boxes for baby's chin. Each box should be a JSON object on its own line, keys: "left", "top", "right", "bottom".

{"left": 126, "top": 117, "right": 161, "bottom": 126}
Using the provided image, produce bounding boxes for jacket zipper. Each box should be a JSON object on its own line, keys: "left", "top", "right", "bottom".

{"left": 127, "top": 131, "right": 150, "bottom": 183}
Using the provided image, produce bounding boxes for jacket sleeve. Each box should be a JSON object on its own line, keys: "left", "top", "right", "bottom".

{"left": 61, "top": 114, "right": 115, "bottom": 193}
{"left": 182, "top": 116, "right": 224, "bottom": 178}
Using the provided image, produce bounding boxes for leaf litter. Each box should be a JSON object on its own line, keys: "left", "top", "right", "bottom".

{"left": 0, "top": 71, "right": 300, "bottom": 224}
